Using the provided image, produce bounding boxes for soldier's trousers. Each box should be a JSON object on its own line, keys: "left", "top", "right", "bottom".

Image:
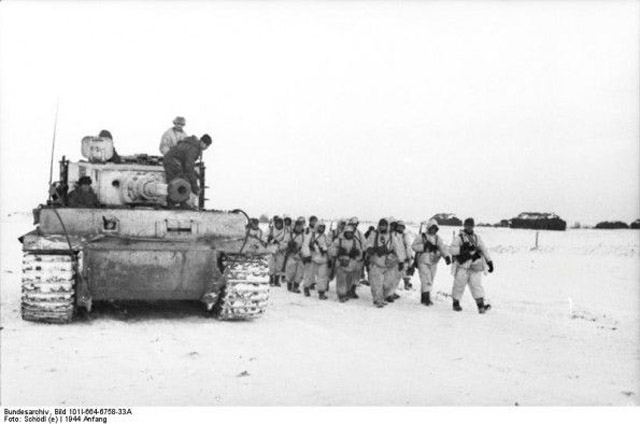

{"left": 302, "top": 260, "right": 314, "bottom": 287}
{"left": 304, "top": 262, "right": 329, "bottom": 292}
{"left": 270, "top": 252, "right": 285, "bottom": 277}
{"left": 452, "top": 267, "right": 485, "bottom": 300}
{"left": 418, "top": 263, "right": 438, "bottom": 293}
{"left": 285, "top": 258, "right": 305, "bottom": 284}
{"left": 356, "top": 261, "right": 366, "bottom": 284}
{"left": 335, "top": 267, "right": 358, "bottom": 298}
{"left": 384, "top": 266, "right": 401, "bottom": 295}
{"left": 369, "top": 265, "right": 396, "bottom": 303}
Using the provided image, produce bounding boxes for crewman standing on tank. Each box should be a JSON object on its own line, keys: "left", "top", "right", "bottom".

{"left": 159, "top": 116, "right": 189, "bottom": 155}
{"left": 411, "top": 219, "right": 451, "bottom": 306}
{"left": 283, "top": 217, "right": 307, "bottom": 293}
{"left": 329, "top": 224, "right": 363, "bottom": 302}
{"left": 163, "top": 134, "right": 212, "bottom": 209}
{"left": 302, "top": 221, "right": 330, "bottom": 300}
{"left": 449, "top": 218, "right": 494, "bottom": 313}
{"left": 365, "top": 218, "right": 406, "bottom": 308}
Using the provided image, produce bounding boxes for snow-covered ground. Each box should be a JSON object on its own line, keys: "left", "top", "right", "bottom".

{"left": 1, "top": 212, "right": 638, "bottom": 405}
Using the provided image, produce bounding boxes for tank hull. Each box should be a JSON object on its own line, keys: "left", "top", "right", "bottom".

{"left": 83, "top": 238, "right": 220, "bottom": 300}
{"left": 20, "top": 206, "right": 272, "bottom": 322}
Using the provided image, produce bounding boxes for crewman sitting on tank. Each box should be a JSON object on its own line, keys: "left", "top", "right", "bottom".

{"left": 67, "top": 176, "right": 100, "bottom": 208}
{"left": 163, "top": 133, "right": 212, "bottom": 209}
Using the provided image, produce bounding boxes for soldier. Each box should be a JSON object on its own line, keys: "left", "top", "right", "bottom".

{"left": 365, "top": 218, "right": 406, "bottom": 308}
{"left": 245, "top": 218, "right": 266, "bottom": 250}
{"left": 306, "top": 215, "right": 318, "bottom": 235}
{"left": 329, "top": 218, "right": 346, "bottom": 242}
{"left": 283, "top": 215, "right": 293, "bottom": 232}
{"left": 394, "top": 220, "right": 414, "bottom": 292}
{"left": 98, "top": 130, "right": 122, "bottom": 163}
{"left": 163, "top": 134, "right": 212, "bottom": 209}
{"left": 303, "top": 221, "right": 330, "bottom": 300}
{"left": 67, "top": 176, "right": 100, "bottom": 208}
{"left": 302, "top": 215, "right": 318, "bottom": 290}
{"left": 449, "top": 218, "right": 494, "bottom": 314}
{"left": 329, "top": 224, "right": 363, "bottom": 302}
{"left": 383, "top": 217, "right": 406, "bottom": 302}
{"left": 159, "top": 116, "right": 189, "bottom": 155}
{"left": 283, "top": 217, "right": 307, "bottom": 293}
{"left": 347, "top": 217, "right": 366, "bottom": 298}
{"left": 411, "top": 219, "right": 451, "bottom": 306}
{"left": 266, "top": 216, "right": 288, "bottom": 286}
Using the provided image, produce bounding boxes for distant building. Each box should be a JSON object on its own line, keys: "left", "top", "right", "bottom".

{"left": 509, "top": 212, "right": 567, "bottom": 231}
{"left": 430, "top": 213, "right": 462, "bottom": 227}
{"left": 595, "top": 221, "right": 630, "bottom": 229}
{"left": 631, "top": 219, "right": 640, "bottom": 230}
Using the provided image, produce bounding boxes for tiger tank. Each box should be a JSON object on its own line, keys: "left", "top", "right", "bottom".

{"left": 19, "top": 135, "right": 272, "bottom": 323}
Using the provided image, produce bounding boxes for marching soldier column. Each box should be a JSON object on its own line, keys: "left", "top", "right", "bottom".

{"left": 259, "top": 213, "right": 495, "bottom": 314}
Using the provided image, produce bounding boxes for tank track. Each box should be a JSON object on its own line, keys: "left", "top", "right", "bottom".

{"left": 215, "top": 254, "right": 270, "bottom": 320}
{"left": 21, "top": 253, "right": 76, "bottom": 324}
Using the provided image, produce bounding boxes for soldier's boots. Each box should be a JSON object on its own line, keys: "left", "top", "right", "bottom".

{"left": 404, "top": 279, "right": 413, "bottom": 290}
{"left": 392, "top": 293, "right": 400, "bottom": 300}
{"left": 348, "top": 286, "right": 359, "bottom": 299}
{"left": 453, "top": 299, "right": 463, "bottom": 312}
{"left": 476, "top": 297, "right": 491, "bottom": 314}
{"left": 384, "top": 295, "right": 395, "bottom": 303}
{"left": 374, "top": 300, "right": 385, "bottom": 308}
{"left": 287, "top": 281, "right": 293, "bottom": 292}
{"left": 304, "top": 287, "right": 311, "bottom": 297}
{"left": 269, "top": 276, "right": 275, "bottom": 286}
{"left": 421, "top": 292, "right": 433, "bottom": 306}
{"left": 292, "top": 283, "right": 301, "bottom": 293}
{"left": 274, "top": 277, "right": 281, "bottom": 287}
{"left": 338, "top": 295, "right": 348, "bottom": 303}
{"left": 318, "top": 291, "right": 328, "bottom": 300}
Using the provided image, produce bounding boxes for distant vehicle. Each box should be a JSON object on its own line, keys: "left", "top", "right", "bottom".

{"left": 430, "top": 213, "right": 462, "bottom": 227}
{"left": 509, "top": 212, "right": 567, "bottom": 231}
{"left": 19, "top": 135, "right": 271, "bottom": 324}
{"left": 594, "top": 221, "right": 630, "bottom": 229}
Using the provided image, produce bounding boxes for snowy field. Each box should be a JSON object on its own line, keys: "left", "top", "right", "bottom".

{"left": 1, "top": 212, "right": 638, "bottom": 406}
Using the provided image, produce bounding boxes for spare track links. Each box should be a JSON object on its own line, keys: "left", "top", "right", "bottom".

{"left": 215, "top": 253, "right": 270, "bottom": 320}
{"left": 21, "top": 253, "right": 76, "bottom": 324}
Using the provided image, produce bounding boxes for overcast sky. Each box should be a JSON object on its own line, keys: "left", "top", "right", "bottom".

{"left": 1, "top": 0, "right": 638, "bottom": 226}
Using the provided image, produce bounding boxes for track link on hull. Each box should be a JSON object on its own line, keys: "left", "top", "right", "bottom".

{"left": 21, "top": 253, "right": 75, "bottom": 324}
{"left": 215, "top": 254, "right": 270, "bottom": 320}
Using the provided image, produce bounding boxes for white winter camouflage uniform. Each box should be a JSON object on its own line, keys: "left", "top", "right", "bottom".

{"left": 365, "top": 229, "right": 406, "bottom": 304}
{"left": 449, "top": 230, "right": 492, "bottom": 301}
{"left": 302, "top": 229, "right": 330, "bottom": 292}
{"left": 411, "top": 220, "right": 450, "bottom": 293}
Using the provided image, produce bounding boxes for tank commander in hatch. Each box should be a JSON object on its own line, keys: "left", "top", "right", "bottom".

{"left": 67, "top": 176, "right": 100, "bottom": 208}
{"left": 163, "top": 134, "right": 212, "bottom": 209}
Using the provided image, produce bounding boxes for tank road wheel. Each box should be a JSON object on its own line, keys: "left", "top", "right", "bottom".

{"left": 21, "top": 253, "right": 76, "bottom": 324}
{"left": 214, "top": 254, "right": 270, "bottom": 320}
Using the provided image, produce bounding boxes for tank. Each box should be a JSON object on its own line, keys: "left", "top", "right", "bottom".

{"left": 18, "top": 136, "right": 272, "bottom": 323}
{"left": 509, "top": 212, "right": 567, "bottom": 231}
